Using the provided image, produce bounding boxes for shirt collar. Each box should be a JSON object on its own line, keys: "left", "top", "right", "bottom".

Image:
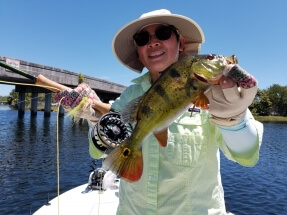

{"left": 131, "top": 71, "right": 152, "bottom": 92}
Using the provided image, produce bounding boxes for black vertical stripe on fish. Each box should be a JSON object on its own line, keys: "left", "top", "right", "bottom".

{"left": 154, "top": 85, "right": 171, "bottom": 102}
{"left": 169, "top": 68, "right": 181, "bottom": 78}
{"left": 141, "top": 105, "right": 152, "bottom": 117}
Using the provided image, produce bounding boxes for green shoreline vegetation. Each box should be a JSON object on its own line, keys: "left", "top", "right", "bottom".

{"left": 254, "top": 116, "right": 287, "bottom": 123}
{"left": 46, "top": 105, "right": 287, "bottom": 123}
{"left": 5, "top": 104, "right": 287, "bottom": 123}
{"left": 2, "top": 83, "right": 287, "bottom": 123}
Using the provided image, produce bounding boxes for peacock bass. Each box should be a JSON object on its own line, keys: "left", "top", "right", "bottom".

{"left": 102, "top": 54, "right": 237, "bottom": 182}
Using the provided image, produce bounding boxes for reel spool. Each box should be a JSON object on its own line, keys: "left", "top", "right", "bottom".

{"left": 90, "top": 112, "right": 133, "bottom": 154}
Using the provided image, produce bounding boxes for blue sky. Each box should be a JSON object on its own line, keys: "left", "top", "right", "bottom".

{"left": 0, "top": 0, "right": 286, "bottom": 96}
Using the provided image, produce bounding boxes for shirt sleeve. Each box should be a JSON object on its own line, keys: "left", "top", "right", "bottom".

{"left": 218, "top": 109, "right": 264, "bottom": 166}
{"left": 111, "top": 84, "right": 144, "bottom": 112}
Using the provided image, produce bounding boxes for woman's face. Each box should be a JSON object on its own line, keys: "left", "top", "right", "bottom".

{"left": 136, "top": 24, "right": 184, "bottom": 81}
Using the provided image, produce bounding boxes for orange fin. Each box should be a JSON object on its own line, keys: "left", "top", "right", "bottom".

{"left": 192, "top": 93, "right": 209, "bottom": 109}
{"left": 154, "top": 129, "right": 168, "bottom": 147}
{"left": 102, "top": 140, "right": 143, "bottom": 182}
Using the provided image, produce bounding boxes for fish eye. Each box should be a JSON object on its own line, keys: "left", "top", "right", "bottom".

{"left": 206, "top": 54, "right": 214, "bottom": 60}
{"left": 123, "top": 148, "right": 130, "bottom": 157}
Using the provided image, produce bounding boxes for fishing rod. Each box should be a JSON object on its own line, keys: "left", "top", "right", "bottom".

{"left": 0, "top": 60, "right": 133, "bottom": 154}
{"left": 0, "top": 60, "right": 69, "bottom": 92}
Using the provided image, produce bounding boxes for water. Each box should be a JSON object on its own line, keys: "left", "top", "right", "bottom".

{"left": 0, "top": 107, "right": 94, "bottom": 214}
{"left": 221, "top": 122, "right": 287, "bottom": 214}
{"left": 0, "top": 107, "right": 286, "bottom": 214}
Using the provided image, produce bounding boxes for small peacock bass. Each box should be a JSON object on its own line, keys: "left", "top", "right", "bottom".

{"left": 102, "top": 54, "right": 237, "bottom": 182}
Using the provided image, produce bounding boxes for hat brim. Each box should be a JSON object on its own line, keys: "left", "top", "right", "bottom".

{"left": 112, "top": 13, "right": 205, "bottom": 73}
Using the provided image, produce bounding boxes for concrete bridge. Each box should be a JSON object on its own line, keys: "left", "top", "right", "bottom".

{"left": 0, "top": 56, "right": 126, "bottom": 116}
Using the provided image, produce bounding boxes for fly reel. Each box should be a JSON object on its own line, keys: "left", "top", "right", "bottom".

{"left": 90, "top": 112, "right": 133, "bottom": 154}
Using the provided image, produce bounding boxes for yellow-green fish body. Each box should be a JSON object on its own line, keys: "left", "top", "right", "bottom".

{"left": 102, "top": 54, "right": 233, "bottom": 181}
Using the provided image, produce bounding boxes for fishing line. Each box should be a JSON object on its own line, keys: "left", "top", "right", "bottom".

{"left": 0, "top": 79, "right": 58, "bottom": 109}
{"left": 1, "top": 78, "right": 109, "bottom": 214}
{"left": 56, "top": 97, "right": 65, "bottom": 215}
{"left": 0, "top": 78, "right": 64, "bottom": 213}
{"left": 0, "top": 79, "right": 61, "bottom": 92}
{"left": 54, "top": 98, "right": 106, "bottom": 215}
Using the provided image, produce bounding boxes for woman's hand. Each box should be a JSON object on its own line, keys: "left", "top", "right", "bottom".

{"left": 54, "top": 83, "right": 102, "bottom": 124}
{"left": 55, "top": 83, "right": 100, "bottom": 108}
{"left": 205, "top": 65, "right": 258, "bottom": 126}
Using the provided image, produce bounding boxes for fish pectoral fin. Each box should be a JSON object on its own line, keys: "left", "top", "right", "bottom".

{"left": 102, "top": 141, "right": 143, "bottom": 182}
{"left": 192, "top": 92, "right": 209, "bottom": 109}
{"left": 154, "top": 129, "right": 168, "bottom": 147}
{"left": 121, "top": 96, "right": 142, "bottom": 123}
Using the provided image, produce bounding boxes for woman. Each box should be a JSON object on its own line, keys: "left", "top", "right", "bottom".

{"left": 56, "top": 9, "right": 263, "bottom": 215}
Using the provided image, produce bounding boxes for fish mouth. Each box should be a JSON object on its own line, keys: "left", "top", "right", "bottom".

{"left": 193, "top": 72, "right": 208, "bottom": 83}
{"left": 193, "top": 72, "right": 223, "bottom": 85}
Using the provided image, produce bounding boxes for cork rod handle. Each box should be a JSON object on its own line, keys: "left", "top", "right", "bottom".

{"left": 35, "top": 74, "right": 70, "bottom": 92}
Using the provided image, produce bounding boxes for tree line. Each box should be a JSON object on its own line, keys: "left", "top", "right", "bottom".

{"left": 3, "top": 90, "right": 56, "bottom": 108}
{"left": 250, "top": 84, "right": 287, "bottom": 116}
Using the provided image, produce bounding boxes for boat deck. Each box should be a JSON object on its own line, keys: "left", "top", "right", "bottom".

{"left": 33, "top": 181, "right": 119, "bottom": 215}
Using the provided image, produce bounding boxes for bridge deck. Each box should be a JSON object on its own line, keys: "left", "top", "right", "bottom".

{"left": 0, "top": 56, "right": 126, "bottom": 99}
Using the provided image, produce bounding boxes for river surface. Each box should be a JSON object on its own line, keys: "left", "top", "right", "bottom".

{"left": 0, "top": 106, "right": 286, "bottom": 214}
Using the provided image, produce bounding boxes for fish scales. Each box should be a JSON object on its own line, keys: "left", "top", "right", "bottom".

{"left": 102, "top": 54, "right": 232, "bottom": 182}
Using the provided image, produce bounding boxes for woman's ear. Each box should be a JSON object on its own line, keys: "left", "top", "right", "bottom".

{"left": 179, "top": 36, "right": 185, "bottom": 52}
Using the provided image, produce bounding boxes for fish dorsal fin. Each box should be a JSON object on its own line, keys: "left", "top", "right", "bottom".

{"left": 121, "top": 96, "right": 142, "bottom": 123}
{"left": 153, "top": 129, "right": 168, "bottom": 147}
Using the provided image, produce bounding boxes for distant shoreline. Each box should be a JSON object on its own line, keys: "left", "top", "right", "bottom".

{"left": 254, "top": 116, "right": 287, "bottom": 123}
{"left": 1, "top": 105, "right": 286, "bottom": 123}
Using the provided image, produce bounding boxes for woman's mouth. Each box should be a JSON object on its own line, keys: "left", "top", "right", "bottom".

{"left": 149, "top": 51, "right": 164, "bottom": 58}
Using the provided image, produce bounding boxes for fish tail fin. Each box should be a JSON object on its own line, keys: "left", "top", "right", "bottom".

{"left": 192, "top": 92, "right": 209, "bottom": 109}
{"left": 102, "top": 140, "right": 143, "bottom": 182}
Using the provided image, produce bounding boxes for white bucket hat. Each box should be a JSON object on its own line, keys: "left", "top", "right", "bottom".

{"left": 112, "top": 9, "right": 205, "bottom": 73}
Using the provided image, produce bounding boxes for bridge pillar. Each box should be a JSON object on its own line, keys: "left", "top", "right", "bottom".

{"left": 31, "top": 92, "right": 38, "bottom": 116}
{"left": 59, "top": 105, "right": 65, "bottom": 117}
{"left": 44, "top": 92, "right": 51, "bottom": 117}
{"left": 18, "top": 92, "right": 25, "bottom": 116}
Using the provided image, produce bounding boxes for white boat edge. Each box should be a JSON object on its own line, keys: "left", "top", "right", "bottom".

{"left": 33, "top": 180, "right": 120, "bottom": 215}
{"left": 33, "top": 177, "right": 236, "bottom": 215}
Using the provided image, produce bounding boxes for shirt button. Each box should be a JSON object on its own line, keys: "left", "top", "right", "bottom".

{"left": 149, "top": 204, "right": 155, "bottom": 209}
{"left": 149, "top": 175, "right": 156, "bottom": 181}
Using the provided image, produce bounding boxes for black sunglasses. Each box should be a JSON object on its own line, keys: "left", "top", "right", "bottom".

{"left": 133, "top": 25, "right": 179, "bottom": 47}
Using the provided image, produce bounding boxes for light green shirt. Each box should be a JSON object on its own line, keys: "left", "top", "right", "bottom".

{"left": 92, "top": 72, "right": 263, "bottom": 215}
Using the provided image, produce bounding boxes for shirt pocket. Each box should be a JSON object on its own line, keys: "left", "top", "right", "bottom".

{"left": 166, "top": 124, "right": 208, "bottom": 167}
